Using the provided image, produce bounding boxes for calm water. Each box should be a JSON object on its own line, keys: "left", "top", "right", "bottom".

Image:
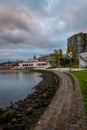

{"left": 0, "top": 71, "right": 42, "bottom": 108}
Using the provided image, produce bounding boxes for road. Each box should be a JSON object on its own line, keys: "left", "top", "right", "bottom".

{"left": 31, "top": 71, "right": 87, "bottom": 130}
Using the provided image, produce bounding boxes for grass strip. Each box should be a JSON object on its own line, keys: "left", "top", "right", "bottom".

{"left": 71, "top": 70, "right": 87, "bottom": 114}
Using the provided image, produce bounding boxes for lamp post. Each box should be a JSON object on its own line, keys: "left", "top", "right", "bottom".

{"left": 68, "top": 52, "right": 72, "bottom": 72}
{"left": 58, "top": 60, "right": 60, "bottom": 71}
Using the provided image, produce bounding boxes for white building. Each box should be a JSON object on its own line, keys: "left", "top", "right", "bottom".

{"left": 79, "top": 52, "right": 87, "bottom": 68}
{"left": 19, "top": 59, "right": 51, "bottom": 69}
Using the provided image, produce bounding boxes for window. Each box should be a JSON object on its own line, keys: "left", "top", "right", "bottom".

{"left": 23, "top": 64, "right": 26, "bottom": 66}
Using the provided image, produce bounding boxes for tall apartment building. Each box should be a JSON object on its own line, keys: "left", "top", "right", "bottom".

{"left": 67, "top": 32, "right": 87, "bottom": 60}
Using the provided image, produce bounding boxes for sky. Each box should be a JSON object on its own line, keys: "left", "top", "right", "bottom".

{"left": 0, "top": 0, "right": 87, "bottom": 62}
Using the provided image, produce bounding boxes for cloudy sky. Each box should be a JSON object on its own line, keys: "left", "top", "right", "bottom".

{"left": 0, "top": 0, "right": 87, "bottom": 62}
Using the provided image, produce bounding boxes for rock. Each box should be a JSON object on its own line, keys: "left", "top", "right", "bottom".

{"left": 0, "top": 108, "right": 3, "bottom": 113}
{"left": 13, "top": 104, "right": 18, "bottom": 109}
{"left": 0, "top": 109, "right": 16, "bottom": 122}
{"left": 2, "top": 123, "right": 24, "bottom": 130}
{"left": 11, "top": 118, "right": 18, "bottom": 123}
{"left": 0, "top": 126, "right": 3, "bottom": 130}
{"left": 16, "top": 114, "right": 23, "bottom": 117}
{"left": 26, "top": 107, "right": 33, "bottom": 115}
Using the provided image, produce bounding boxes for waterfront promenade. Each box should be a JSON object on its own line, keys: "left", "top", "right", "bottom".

{"left": 31, "top": 70, "right": 87, "bottom": 130}
{"left": 0, "top": 69, "right": 87, "bottom": 130}
{"left": 37, "top": 67, "right": 87, "bottom": 72}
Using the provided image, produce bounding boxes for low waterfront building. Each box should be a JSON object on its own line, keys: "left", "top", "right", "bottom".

{"left": 79, "top": 52, "right": 87, "bottom": 68}
{"left": 0, "top": 61, "right": 15, "bottom": 68}
{"left": 19, "top": 59, "right": 51, "bottom": 69}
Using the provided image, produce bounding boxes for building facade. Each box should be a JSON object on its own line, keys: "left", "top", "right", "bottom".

{"left": 67, "top": 32, "right": 87, "bottom": 60}
{"left": 19, "top": 59, "right": 51, "bottom": 69}
{"left": 79, "top": 52, "right": 87, "bottom": 68}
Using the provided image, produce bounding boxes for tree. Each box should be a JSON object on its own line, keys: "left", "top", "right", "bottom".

{"left": 54, "top": 49, "right": 59, "bottom": 64}
{"left": 58, "top": 49, "right": 62, "bottom": 59}
{"left": 85, "top": 47, "right": 87, "bottom": 52}
{"left": 60, "top": 58, "right": 70, "bottom": 66}
{"left": 53, "top": 49, "right": 63, "bottom": 65}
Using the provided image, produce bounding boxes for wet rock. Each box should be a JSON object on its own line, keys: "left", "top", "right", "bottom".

{"left": 13, "top": 104, "right": 18, "bottom": 109}
{"left": 0, "top": 108, "right": 4, "bottom": 113}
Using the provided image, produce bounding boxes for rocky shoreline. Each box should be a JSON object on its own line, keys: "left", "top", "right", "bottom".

{"left": 0, "top": 70, "right": 59, "bottom": 130}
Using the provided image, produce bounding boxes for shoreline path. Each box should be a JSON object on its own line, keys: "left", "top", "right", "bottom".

{"left": 31, "top": 71, "right": 87, "bottom": 130}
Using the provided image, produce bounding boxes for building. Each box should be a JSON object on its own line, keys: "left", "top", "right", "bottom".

{"left": 67, "top": 32, "right": 87, "bottom": 60}
{"left": 19, "top": 59, "right": 51, "bottom": 69}
{"left": 38, "top": 51, "right": 63, "bottom": 65}
{"left": 0, "top": 61, "right": 15, "bottom": 68}
{"left": 79, "top": 52, "right": 87, "bottom": 68}
{"left": 38, "top": 53, "right": 55, "bottom": 62}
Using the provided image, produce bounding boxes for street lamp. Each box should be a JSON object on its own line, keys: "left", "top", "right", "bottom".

{"left": 68, "top": 52, "right": 72, "bottom": 72}
{"left": 58, "top": 60, "right": 60, "bottom": 71}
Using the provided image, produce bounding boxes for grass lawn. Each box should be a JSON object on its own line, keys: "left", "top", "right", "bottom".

{"left": 71, "top": 70, "right": 87, "bottom": 114}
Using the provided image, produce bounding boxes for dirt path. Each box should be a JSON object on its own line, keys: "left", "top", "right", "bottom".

{"left": 31, "top": 71, "right": 87, "bottom": 130}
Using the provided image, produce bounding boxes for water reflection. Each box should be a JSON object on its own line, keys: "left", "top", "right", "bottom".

{"left": 0, "top": 72, "right": 42, "bottom": 108}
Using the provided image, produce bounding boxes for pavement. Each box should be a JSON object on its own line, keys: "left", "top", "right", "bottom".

{"left": 48, "top": 68, "right": 87, "bottom": 72}
{"left": 31, "top": 70, "right": 87, "bottom": 130}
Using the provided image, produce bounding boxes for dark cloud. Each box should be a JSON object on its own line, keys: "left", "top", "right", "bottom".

{"left": 0, "top": 0, "right": 87, "bottom": 61}
{"left": 0, "top": 7, "right": 31, "bottom": 31}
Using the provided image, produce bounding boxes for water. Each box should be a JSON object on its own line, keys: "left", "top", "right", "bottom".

{"left": 0, "top": 71, "right": 42, "bottom": 108}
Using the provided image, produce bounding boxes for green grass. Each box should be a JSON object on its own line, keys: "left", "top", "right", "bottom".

{"left": 71, "top": 70, "right": 87, "bottom": 114}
